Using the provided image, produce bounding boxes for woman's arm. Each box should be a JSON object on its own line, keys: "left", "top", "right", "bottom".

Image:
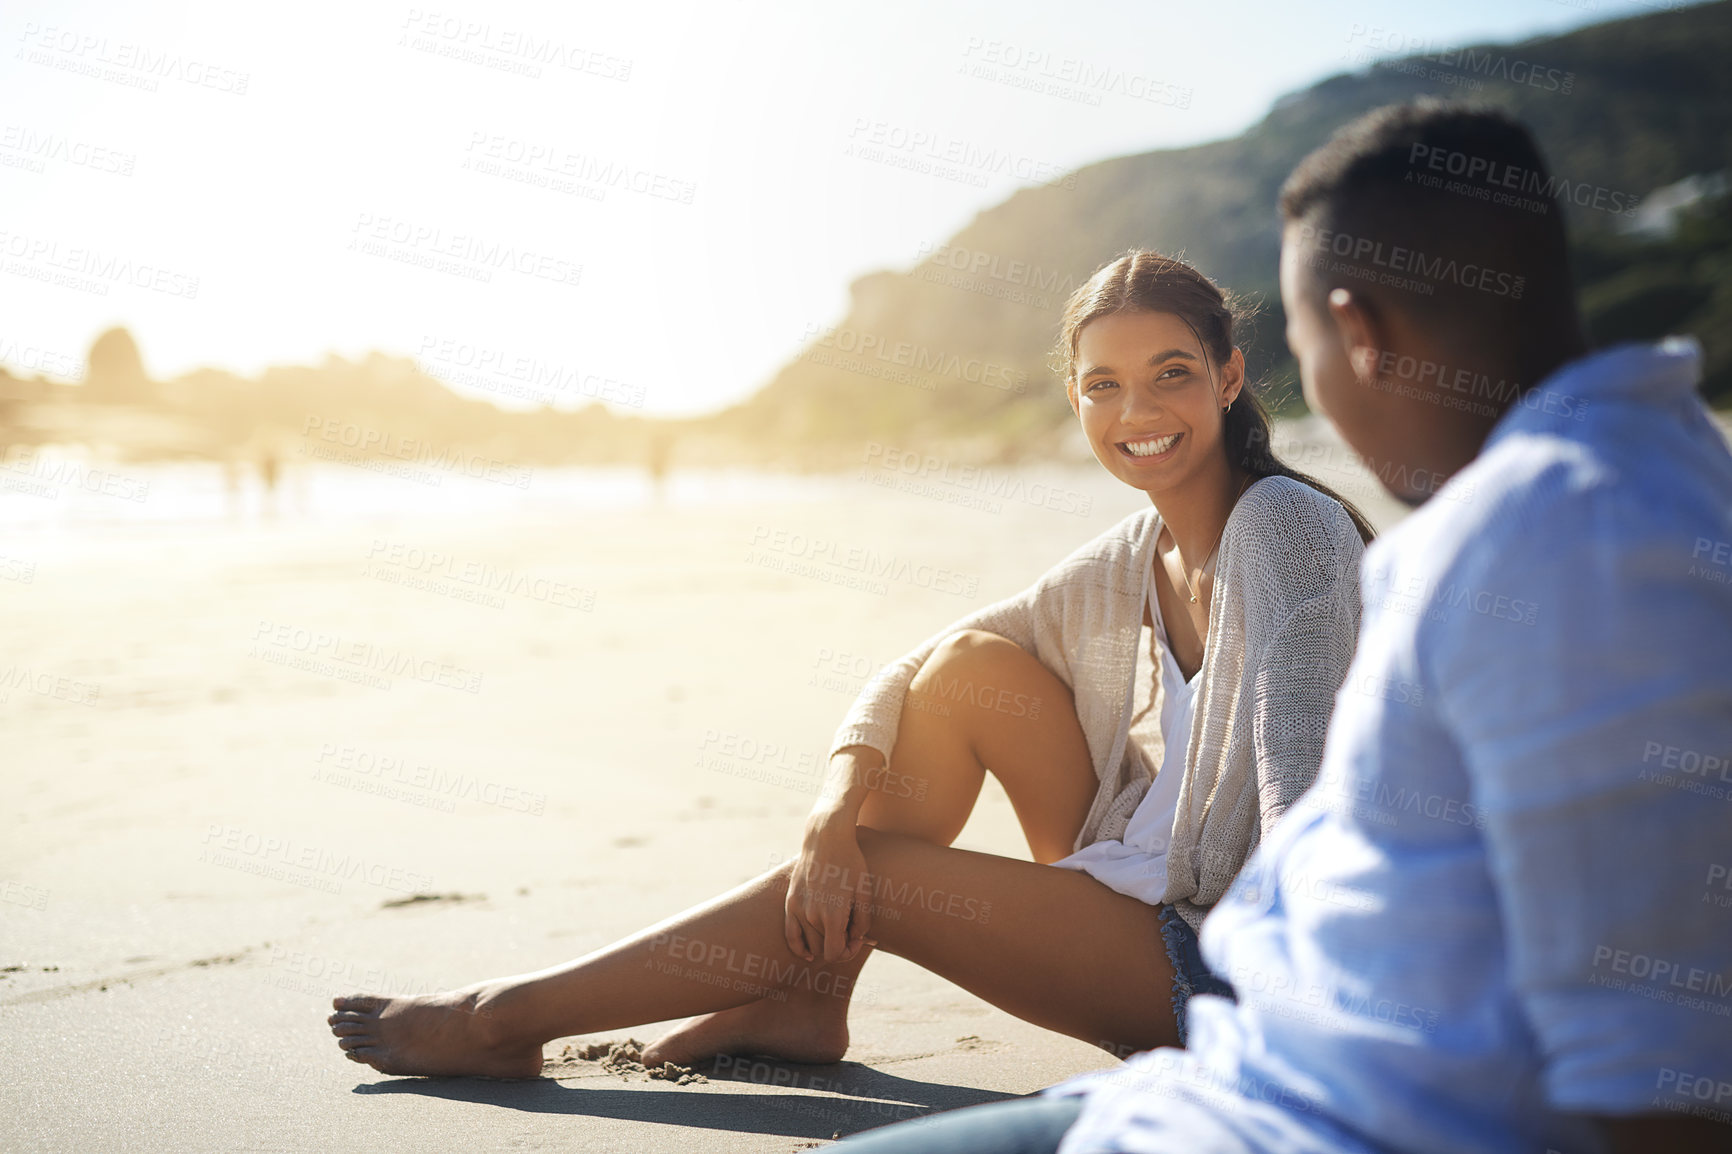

{"left": 1250, "top": 584, "right": 1361, "bottom": 830}
{"left": 1242, "top": 486, "right": 1365, "bottom": 834}
{"left": 789, "top": 587, "right": 1054, "bottom": 963}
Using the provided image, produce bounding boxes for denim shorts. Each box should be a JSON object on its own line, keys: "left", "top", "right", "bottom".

{"left": 1158, "top": 904, "right": 1236, "bottom": 1045}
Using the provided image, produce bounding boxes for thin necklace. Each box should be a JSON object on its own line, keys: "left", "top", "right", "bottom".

{"left": 1178, "top": 473, "right": 1254, "bottom": 604}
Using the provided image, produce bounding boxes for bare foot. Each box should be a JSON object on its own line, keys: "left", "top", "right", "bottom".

{"left": 643, "top": 990, "right": 849, "bottom": 1069}
{"left": 328, "top": 987, "right": 544, "bottom": 1078}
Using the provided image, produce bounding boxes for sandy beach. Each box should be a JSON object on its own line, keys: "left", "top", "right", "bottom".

{"left": 0, "top": 421, "right": 1412, "bottom": 1152}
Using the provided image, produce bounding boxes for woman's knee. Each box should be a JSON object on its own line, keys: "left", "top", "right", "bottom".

{"left": 911, "top": 630, "right": 1069, "bottom": 722}
{"left": 914, "top": 630, "right": 1040, "bottom": 688}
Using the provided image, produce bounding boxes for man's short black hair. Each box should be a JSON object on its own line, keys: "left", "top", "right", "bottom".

{"left": 1279, "top": 100, "right": 1580, "bottom": 361}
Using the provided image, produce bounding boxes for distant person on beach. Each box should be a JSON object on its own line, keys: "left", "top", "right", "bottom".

{"left": 828, "top": 102, "right": 1732, "bottom": 1154}
{"left": 258, "top": 446, "right": 280, "bottom": 516}
{"left": 645, "top": 428, "right": 671, "bottom": 503}
{"left": 327, "top": 251, "right": 1375, "bottom": 1077}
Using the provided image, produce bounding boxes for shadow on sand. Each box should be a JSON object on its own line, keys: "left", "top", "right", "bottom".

{"left": 352, "top": 1058, "right": 1018, "bottom": 1140}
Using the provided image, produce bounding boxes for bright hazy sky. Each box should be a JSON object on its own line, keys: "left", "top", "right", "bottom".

{"left": 0, "top": 0, "right": 1684, "bottom": 415}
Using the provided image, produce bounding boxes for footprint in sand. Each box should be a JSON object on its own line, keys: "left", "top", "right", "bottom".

{"left": 546, "top": 1038, "right": 708, "bottom": 1085}
{"left": 379, "top": 893, "right": 484, "bottom": 909}
{"left": 952, "top": 1034, "right": 1006, "bottom": 1053}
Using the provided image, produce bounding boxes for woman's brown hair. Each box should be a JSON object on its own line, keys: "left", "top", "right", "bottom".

{"left": 1055, "top": 250, "right": 1376, "bottom": 543}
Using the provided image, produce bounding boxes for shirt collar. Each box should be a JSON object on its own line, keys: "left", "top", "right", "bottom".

{"left": 1486, "top": 337, "right": 1703, "bottom": 449}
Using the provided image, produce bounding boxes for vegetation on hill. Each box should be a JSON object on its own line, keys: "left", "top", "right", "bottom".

{"left": 722, "top": 0, "right": 1732, "bottom": 464}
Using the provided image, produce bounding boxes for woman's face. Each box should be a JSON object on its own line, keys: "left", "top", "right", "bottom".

{"left": 1071, "top": 309, "right": 1243, "bottom": 496}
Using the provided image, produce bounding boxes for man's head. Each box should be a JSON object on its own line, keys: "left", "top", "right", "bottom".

{"left": 1277, "top": 101, "right": 1587, "bottom": 504}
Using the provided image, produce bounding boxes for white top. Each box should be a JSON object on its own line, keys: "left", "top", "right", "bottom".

{"left": 1049, "top": 567, "right": 1198, "bottom": 904}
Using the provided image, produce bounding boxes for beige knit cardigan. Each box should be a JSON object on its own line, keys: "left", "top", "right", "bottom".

{"left": 828, "top": 475, "right": 1365, "bottom": 931}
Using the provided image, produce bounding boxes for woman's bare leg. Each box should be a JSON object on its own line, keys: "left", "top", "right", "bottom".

{"left": 851, "top": 829, "right": 1174, "bottom": 1054}
{"left": 330, "top": 631, "right": 1117, "bottom": 1075}
{"left": 331, "top": 863, "right": 836, "bottom": 1077}
{"left": 860, "top": 629, "right": 1099, "bottom": 862}
{"left": 330, "top": 830, "right": 1174, "bottom": 1077}
{"left": 641, "top": 629, "right": 1099, "bottom": 1064}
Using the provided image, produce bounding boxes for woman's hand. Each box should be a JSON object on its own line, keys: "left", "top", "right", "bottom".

{"left": 784, "top": 752, "right": 879, "bottom": 964}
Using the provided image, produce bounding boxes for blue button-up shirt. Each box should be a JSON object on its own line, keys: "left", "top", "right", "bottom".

{"left": 1054, "top": 339, "right": 1732, "bottom": 1154}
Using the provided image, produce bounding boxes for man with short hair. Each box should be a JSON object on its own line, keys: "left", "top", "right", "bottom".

{"left": 835, "top": 100, "right": 1732, "bottom": 1154}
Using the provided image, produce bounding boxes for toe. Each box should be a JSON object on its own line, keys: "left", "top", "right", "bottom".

{"left": 333, "top": 994, "right": 383, "bottom": 1013}
{"left": 337, "top": 1034, "right": 376, "bottom": 1052}
{"left": 331, "top": 1021, "right": 371, "bottom": 1037}
{"left": 328, "top": 1010, "right": 369, "bottom": 1026}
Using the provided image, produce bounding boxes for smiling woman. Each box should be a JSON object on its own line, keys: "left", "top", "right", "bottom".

{"left": 1057, "top": 252, "right": 1374, "bottom": 680}
{"left": 1060, "top": 251, "right": 1376, "bottom": 547}
{"left": 326, "top": 249, "right": 1374, "bottom": 1082}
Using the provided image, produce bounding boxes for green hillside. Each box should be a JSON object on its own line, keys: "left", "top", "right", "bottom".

{"left": 718, "top": 0, "right": 1732, "bottom": 459}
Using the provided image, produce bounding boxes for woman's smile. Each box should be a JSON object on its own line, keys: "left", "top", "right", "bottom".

{"left": 1118, "top": 432, "right": 1182, "bottom": 461}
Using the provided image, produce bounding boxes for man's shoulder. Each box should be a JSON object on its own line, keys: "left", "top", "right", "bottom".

{"left": 1430, "top": 420, "right": 1714, "bottom": 570}
{"left": 1467, "top": 340, "right": 1732, "bottom": 555}
{"left": 1382, "top": 423, "right": 1730, "bottom": 654}
{"left": 1373, "top": 440, "right": 1610, "bottom": 598}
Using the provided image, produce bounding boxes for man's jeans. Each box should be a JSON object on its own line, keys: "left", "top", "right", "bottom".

{"left": 832, "top": 1097, "right": 1083, "bottom": 1153}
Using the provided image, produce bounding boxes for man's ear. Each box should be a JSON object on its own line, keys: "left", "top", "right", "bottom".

{"left": 1325, "top": 287, "right": 1386, "bottom": 386}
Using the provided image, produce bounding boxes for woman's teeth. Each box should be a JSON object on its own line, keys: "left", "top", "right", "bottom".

{"left": 1123, "top": 433, "right": 1179, "bottom": 458}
